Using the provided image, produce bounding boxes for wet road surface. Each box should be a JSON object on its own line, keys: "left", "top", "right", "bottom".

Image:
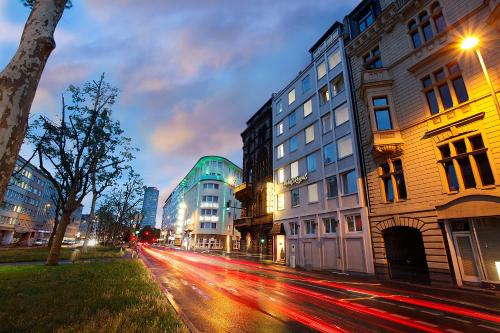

{"left": 139, "top": 245, "right": 500, "bottom": 333}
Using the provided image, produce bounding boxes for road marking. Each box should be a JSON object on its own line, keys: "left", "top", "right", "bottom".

{"left": 420, "top": 310, "right": 442, "bottom": 316}
{"left": 391, "top": 314, "right": 410, "bottom": 320}
{"left": 445, "top": 329, "right": 464, "bottom": 333}
{"left": 478, "top": 324, "right": 500, "bottom": 332}
{"left": 415, "top": 320, "right": 439, "bottom": 328}
{"left": 397, "top": 305, "right": 416, "bottom": 310}
{"left": 375, "top": 300, "right": 396, "bottom": 306}
{"left": 444, "top": 316, "right": 471, "bottom": 324}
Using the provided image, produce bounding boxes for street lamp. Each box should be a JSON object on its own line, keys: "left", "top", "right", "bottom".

{"left": 226, "top": 176, "right": 237, "bottom": 187}
{"left": 460, "top": 36, "right": 500, "bottom": 116}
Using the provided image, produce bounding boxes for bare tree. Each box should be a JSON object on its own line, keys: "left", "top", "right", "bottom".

{"left": 29, "top": 74, "right": 135, "bottom": 265}
{"left": 0, "top": 0, "right": 71, "bottom": 202}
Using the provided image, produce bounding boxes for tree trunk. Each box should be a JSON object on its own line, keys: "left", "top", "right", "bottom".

{"left": 82, "top": 192, "right": 97, "bottom": 253}
{"left": 0, "top": 0, "right": 67, "bottom": 202}
{"left": 46, "top": 209, "right": 72, "bottom": 265}
{"left": 47, "top": 214, "right": 59, "bottom": 249}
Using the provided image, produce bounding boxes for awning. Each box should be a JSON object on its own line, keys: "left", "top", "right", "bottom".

{"left": 270, "top": 223, "right": 284, "bottom": 235}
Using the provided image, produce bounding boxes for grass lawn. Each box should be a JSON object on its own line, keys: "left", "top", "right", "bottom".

{"left": 0, "top": 260, "right": 187, "bottom": 333}
{"left": 0, "top": 246, "right": 125, "bottom": 263}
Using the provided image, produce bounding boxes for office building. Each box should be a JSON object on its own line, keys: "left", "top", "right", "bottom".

{"left": 141, "top": 186, "right": 159, "bottom": 229}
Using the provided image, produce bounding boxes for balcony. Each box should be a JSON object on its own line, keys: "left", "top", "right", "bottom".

{"left": 372, "top": 130, "right": 404, "bottom": 156}
{"left": 234, "top": 182, "right": 253, "bottom": 202}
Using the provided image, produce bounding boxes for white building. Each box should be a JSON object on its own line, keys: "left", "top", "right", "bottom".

{"left": 161, "top": 156, "right": 242, "bottom": 251}
{"left": 271, "top": 22, "right": 374, "bottom": 274}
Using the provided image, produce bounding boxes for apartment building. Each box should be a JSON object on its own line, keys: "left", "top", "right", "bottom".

{"left": 272, "top": 22, "right": 374, "bottom": 273}
{"left": 344, "top": 0, "right": 500, "bottom": 288}
{"left": 161, "top": 156, "right": 242, "bottom": 251}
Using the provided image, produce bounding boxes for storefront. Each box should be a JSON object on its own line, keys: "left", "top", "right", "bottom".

{"left": 271, "top": 223, "right": 286, "bottom": 263}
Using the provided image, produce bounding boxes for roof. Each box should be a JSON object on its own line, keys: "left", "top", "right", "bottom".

{"left": 308, "top": 21, "right": 343, "bottom": 54}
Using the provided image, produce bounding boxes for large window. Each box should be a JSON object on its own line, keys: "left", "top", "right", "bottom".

{"left": 379, "top": 159, "right": 407, "bottom": 202}
{"left": 308, "top": 183, "right": 318, "bottom": 203}
{"left": 277, "top": 122, "right": 284, "bottom": 136}
{"left": 307, "top": 153, "right": 316, "bottom": 172}
{"left": 322, "top": 113, "right": 332, "bottom": 133}
{"left": 331, "top": 74, "right": 345, "bottom": 97}
{"left": 288, "top": 88, "right": 296, "bottom": 105}
{"left": 289, "top": 111, "right": 297, "bottom": 128}
{"left": 290, "top": 161, "right": 299, "bottom": 178}
{"left": 324, "top": 218, "right": 336, "bottom": 233}
{"left": 291, "top": 188, "right": 300, "bottom": 207}
{"left": 372, "top": 96, "right": 393, "bottom": 131}
{"left": 438, "top": 135, "right": 495, "bottom": 191}
{"left": 303, "top": 99, "right": 312, "bottom": 118}
{"left": 326, "top": 176, "right": 338, "bottom": 197}
{"left": 334, "top": 104, "right": 349, "bottom": 127}
{"left": 408, "top": 3, "right": 446, "bottom": 49}
{"left": 305, "top": 219, "right": 317, "bottom": 234}
{"left": 317, "top": 61, "right": 327, "bottom": 80}
{"left": 346, "top": 215, "right": 362, "bottom": 232}
{"left": 277, "top": 144, "right": 284, "bottom": 159}
{"left": 305, "top": 125, "right": 315, "bottom": 144}
{"left": 203, "top": 183, "right": 219, "bottom": 189}
{"left": 328, "top": 50, "right": 341, "bottom": 70}
{"left": 202, "top": 195, "right": 218, "bottom": 202}
{"left": 342, "top": 169, "right": 357, "bottom": 194}
{"left": 323, "top": 142, "right": 335, "bottom": 165}
{"left": 363, "top": 46, "right": 382, "bottom": 69}
{"left": 302, "top": 75, "right": 311, "bottom": 93}
{"left": 289, "top": 135, "right": 298, "bottom": 152}
{"left": 422, "top": 62, "right": 468, "bottom": 115}
{"left": 277, "top": 193, "right": 285, "bottom": 210}
{"left": 357, "top": 10, "right": 374, "bottom": 33}
{"left": 277, "top": 168, "right": 285, "bottom": 184}
{"left": 337, "top": 135, "right": 353, "bottom": 159}
{"left": 319, "top": 85, "right": 330, "bottom": 106}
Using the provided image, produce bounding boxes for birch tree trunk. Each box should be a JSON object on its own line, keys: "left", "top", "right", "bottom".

{"left": 0, "top": 0, "right": 67, "bottom": 202}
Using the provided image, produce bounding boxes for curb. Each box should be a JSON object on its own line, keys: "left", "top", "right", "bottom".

{"left": 139, "top": 253, "right": 200, "bottom": 333}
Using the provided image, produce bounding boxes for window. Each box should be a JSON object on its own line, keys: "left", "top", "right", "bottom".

{"left": 358, "top": 10, "right": 374, "bottom": 33}
{"left": 277, "top": 193, "right": 285, "bottom": 210}
{"left": 277, "top": 100, "right": 283, "bottom": 114}
{"left": 323, "top": 142, "right": 335, "bottom": 165}
{"left": 277, "top": 122, "right": 284, "bottom": 136}
{"left": 346, "top": 215, "right": 362, "bottom": 232}
{"left": 337, "top": 136, "right": 353, "bottom": 159}
{"left": 305, "top": 125, "right": 315, "bottom": 144}
{"left": 408, "top": 3, "right": 446, "bottom": 49}
{"left": 363, "top": 46, "right": 382, "bottom": 69}
{"left": 328, "top": 50, "right": 341, "bottom": 70}
{"left": 372, "top": 96, "right": 393, "bottom": 131}
{"left": 308, "top": 183, "right": 318, "bottom": 203}
{"left": 289, "top": 111, "right": 296, "bottom": 128}
{"left": 438, "top": 135, "right": 495, "bottom": 191}
{"left": 420, "top": 11, "right": 433, "bottom": 41}
{"left": 277, "top": 144, "right": 284, "bottom": 159}
{"left": 290, "top": 222, "right": 299, "bottom": 235}
{"left": 379, "top": 159, "right": 407, "bottom": 202}
{"left": 305, "top": 219, "right": 317, "bottom": 234}
{"left": 303, "top": 99, "right": 312, "bottom": 118}
{"left": 302, "top": 75, "right": 311, "bottom": 93}
{"left": 317, "top": 61, "right": 326, "bottom": 80}
{"left": 331, "top": 74, "right": 345, "bottom": 97}
{"left": 288, "top": 89, "right": 296, "bottom": 105}
{"left": 202, "top": 195, "right": 219, "bottom": 202}
{"left": 203, "top": 183, "right": 219, "bottom": 189}
{"left": 431, "top": 2, "right": 446, "bottom": 33}
{"left": 289, "top": 135, "right": 298, "bottom": 152}
{"left": 319, "top": 85, "right": 330, "bottom": 106}
{"left": 290, "top": 161, "right": 299, "bottom": 178}
{"left": 334, "top": 104, "right": 349, "bottom": 127}
{"left": 201, "top": 209, "right": 218, "bottom": 216}
{"left": 342, "top": 170, "right": 357, "bottom": 194}
{"left": 326, "top": 176, "right": 338, "bottom": 197}
{"left": 324, "top": 218, "right": 336, "bottom": 233}
{"left": 408, "top": 20, "right": 421, "bottom": 48}
{"left": 277, "top": 168, "right": 285, "bottom": 184}
{"left": 322, "top": 113, "right": 332, "bottom": 133}
{"left": 422, "top": 62, "right": 468, "bottom": 115}
{"left": 291, "top": 188, "right": 300, "bottom": 207}
{"left": 306, "top": 154, "right": 316, "bottom": 172}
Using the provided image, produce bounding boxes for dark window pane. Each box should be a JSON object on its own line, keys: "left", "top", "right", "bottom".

{"left": 422, "top": 76, "right": 432, "bottom": 88}
{"left": 440, "top": 145, "right": 451, "bottom": 158}
{"left": 291, "top": 188, "right": 300, "bottom": 206}
{"left": 363, "top": 54, "right": 370, "bottom": 63}
{"left": 327, "top": 176, "right": 338, "bottom": 197}
{"left": 426, "top": 90, "right": 440, "bottom": 114}
{"left": 384, "top": 177, "right": 394, "bottom": 202}
{"left": 474, "top": 153, "right": 495, "bottom": 186}
{"left": 411, "top": 32, "right": 421, "bottom": 48}
{"left": 444, "top": 162, "right": 459, "bottom": 191}
{"left": 395, "top": 174, "right": 407, "bottom": 199}
{"left": 372, "top": 47, "right": 381, "bottom": 56}
{"left": 381, "top": 163, "right": 390, "bottom": 175}
{"left": 422, "top": 22, "right": 433, "bottom": 41}
{"left": 438, "top": 83, "right": 453, "bottom": 109}
{"left": 434, "top": 69, "right": 446, "bottom": 82}
{"left": 448, "top": 63, "right": 460, "bottom": 75}
{"left": 289, "top": 112, "right": 296, "bottom": 128}
{"left": 457, "top": 158, "right": 476, "bottom": 188}
{"left": 452, "top": 76, "right": 469, "bottom": 103}
{"left": 434, "top": 14, "right": 446, "bottom": 33}
{"left": 373, "top": 97, "right": 388, "bottom": 106}
{"left": 375, "top": 109, "right": 393, "bottom": 130}
{"left": 393, "top": 159, "right": 403, "bottom": 171}
{"left": 408, "top": 20, "right": 417, "bottom": 30}
{"left": 419, "top": 11, "right": 429, "bottom": 21}
{"left": 324, "top": 143, "right": 335, "bottom": 164}
{"left": 469, "top": 136, "right": 484, "bottom": 150}
{"left": 344, "top": 170, "right": 357, "bottom": 194}
{"left": 454, "top": 140, "right": 467, "bottom": 154}
{"left": 372, "top": 58, "right": 383, "bottom": 69}
{"left": 355, "top": 216, "right": 363, "bottom": 231}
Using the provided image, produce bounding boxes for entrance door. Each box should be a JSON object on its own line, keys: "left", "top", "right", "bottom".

{"left": 384, "top": 227, "right": 430, "bottom": 284}
{"left": 453, "top": 233, "right": 481, "bottom": 283}
{"left": 275, "top": 235, "right": 285, "bottom": 262}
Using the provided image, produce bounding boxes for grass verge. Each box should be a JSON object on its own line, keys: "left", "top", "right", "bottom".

{"left": 0, "top": 260, "right": 187, "bottom": 333}
{"left": 0, "top": 246, "right": 124, "bottom": 263}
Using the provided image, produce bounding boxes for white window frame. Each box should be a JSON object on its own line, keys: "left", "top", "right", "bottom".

{"left": 305, "top": 125, "right": 315, "bottom": 144}
{"left": 317, "top": 61, "right": 327, "bottom": 80}
{"left": 307, "top": 183, "right": 318, "bottom": 203}
{"left": 337, "top": 135, "right": 353, "bottom": 159}
{"left": 277, "top": 122, "right": 284, "bottom": 136}
{"left": 328, "top": 50, "right": 341, "bottom": 70}
{"left": 303, "top": 99, "right": 312, "bottom": 118}
{"left": 277, "top": 168, "right": 285, "bottom": 184}
{"left": 277, "top": 144, "right": 284, "bottom": 159}
{"left": 334, "top": 104, "right": 349, "bottom": 127}
{"left": 290, "top": 161, "right": 299, "bottom": 179}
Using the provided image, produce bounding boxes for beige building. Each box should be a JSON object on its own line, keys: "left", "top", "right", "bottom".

{"left": 344, "top": 0, "right": 500, "bottom": 288}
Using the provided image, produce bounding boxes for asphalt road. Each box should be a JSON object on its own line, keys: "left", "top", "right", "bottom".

{"left": 139, "top": 245, "right": 500, "bottom": 333}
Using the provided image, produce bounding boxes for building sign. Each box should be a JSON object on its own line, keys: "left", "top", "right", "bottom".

{"left": 283, "top": 173, "right": 308, "bottom": 187}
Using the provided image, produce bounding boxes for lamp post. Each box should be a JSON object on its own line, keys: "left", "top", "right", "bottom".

{"left": 461, "top": 37, "right": 500, "bottom": 116}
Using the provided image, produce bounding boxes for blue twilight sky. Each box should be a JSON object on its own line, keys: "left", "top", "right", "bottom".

{"left": 0, "top": 0, "right": 357, "bottom": 226}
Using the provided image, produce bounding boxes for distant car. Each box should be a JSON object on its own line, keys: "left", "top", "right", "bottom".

{"left": 34, "top": 239, "right": 48, "bottom": 246}
{"left": 62, "top": 239, "right": 76, "bottom": 246}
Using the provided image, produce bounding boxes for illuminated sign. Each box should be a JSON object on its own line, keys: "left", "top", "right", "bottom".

{"left": 266, "top": 182, "right": 274, "bottom": 213}
{"left": 283, "top": 173, "right": 308, "bottom": 187}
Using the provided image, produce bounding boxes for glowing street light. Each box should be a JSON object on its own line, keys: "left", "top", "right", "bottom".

{"left": 226, "top": 176, "right": 237, "bottom": 187}
{"left": 460, "top": 36, "right": 500, "bottom": 116}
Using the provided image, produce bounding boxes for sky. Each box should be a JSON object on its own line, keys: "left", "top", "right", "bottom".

{"left": 0, "top": 0, "right": 357, "bottom": 227}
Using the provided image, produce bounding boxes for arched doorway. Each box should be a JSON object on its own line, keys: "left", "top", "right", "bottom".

{"left": 383, "top": 226, "right": 430, "bottom": 284}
